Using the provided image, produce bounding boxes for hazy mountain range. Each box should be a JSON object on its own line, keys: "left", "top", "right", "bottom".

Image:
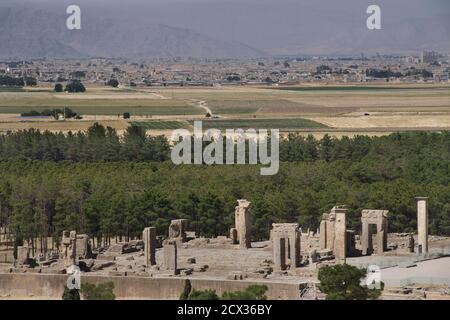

{"left": 1, "top": 0, "right": 449, "bottom": 59}
{"left": 0, "top": 7, "right": 266, "bottom": 59}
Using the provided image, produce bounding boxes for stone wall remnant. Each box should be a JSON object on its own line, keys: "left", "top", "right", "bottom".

{"left": 163, "top": 240, "right": 179, "bottom": 275}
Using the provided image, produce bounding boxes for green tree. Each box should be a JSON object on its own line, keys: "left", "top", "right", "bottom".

{"left": 179, "top": 279, "right": 192, "bottom": 300}
{"left": 188, "top": 289, "right": 220, "bottom": 300}
{"left": 222, "top": 285, "right": 268, "bottom": 300}
{"left": 318, "top": 264, "right": 382, "bottom": 300}
{"left": 65, "top": 80, "right": 86, "bottom": 93}
{"left": 54, "top": 83, "right": 63, "bottom": 92}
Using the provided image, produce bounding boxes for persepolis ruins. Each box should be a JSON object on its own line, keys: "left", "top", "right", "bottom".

{"left": 1, "top": 196, "right": 449, "bottom": 300}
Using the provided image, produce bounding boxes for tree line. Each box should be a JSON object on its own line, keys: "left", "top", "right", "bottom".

{"left": 0, "top": 125, "right": 449, "bottom": 246}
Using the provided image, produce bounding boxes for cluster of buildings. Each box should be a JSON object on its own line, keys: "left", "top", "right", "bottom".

{"left": 1, "top": 51, "right": 449, "bottom": 87}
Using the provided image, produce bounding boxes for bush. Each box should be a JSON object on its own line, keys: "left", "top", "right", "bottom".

{"left": 54, "top": 83, "right": 63, "bottom": 92}
{"left": 123, "top": 112, "right": 131, "bottom": 119}
{"left": 65, "top": 80, "right": 86, "bottom": 93}
{"left": 107, "top": 79, "right": 119, "bottom": 88}
{"left": 188, "top": 289, "right": 220, "bottom": 300}
{"left": 80, "top": 282, "right": 115, "bottom": 300}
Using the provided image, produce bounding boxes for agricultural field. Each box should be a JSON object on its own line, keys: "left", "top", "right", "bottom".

{"left": 0, "top": 83, "right": 449, "bottom": 136}
{"left": 130, "top": 120, "right": 189, "bottom": 130}
{"left": 196, "top": 118, "right": 328, "bottom": 130}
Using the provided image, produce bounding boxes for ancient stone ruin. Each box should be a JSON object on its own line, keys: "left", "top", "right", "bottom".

{"left": 271, "top": 223, "right": 301, "bottom": 271}
{"left": 318, "top": 206, "right": 347, "bottom": 263}
{"left": 163, "top": 240, "right": 178, "bottom": 275}
{"left": 416, "top": 197, "right": 429, "bottom": 255}
{"left": 169, "top": 219, "right": 188, "bottom": 244}
{"left": 233, "top": 199, "right": 251, "bottom": 249}
{"left": 61, "top": 230, "right": 77, "bottom": 268}
{"left": 143, "top": 227, "right": 156, "bottom": 267}
{"left": 0, "top": 196, "right": 438, "bottom": 300}
{"left": 361, "top": 209, "right": 389, "bottom": 255}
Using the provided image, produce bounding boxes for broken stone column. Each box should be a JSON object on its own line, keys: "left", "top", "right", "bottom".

{"left": 163, "top": 240, "right": 179, "bottom": 275}
{"left": 75, "top": 234, "right": 92, "bottom": 259}
{"left": 416, "top": 197, "right": 429, "bottom": 255}
{"left": 143, "top": 227, "right": 157, "bottom": 266}
{"left": 16, "top": 246, "right": 30, "bottom": 265}
{"left": 169, "top": 219, "right": 188, "bottom": 243}
{"left": 332, "top": 207, "right": 347, "bottom": 264}
{"left": 408, "top": 234, "right": 415, "bottom": 253}
{"left": 62, "top": 230, "right": 77, "bottom": 268}
{"left": 235, "top": 199, "right": 251, "bottom": 249}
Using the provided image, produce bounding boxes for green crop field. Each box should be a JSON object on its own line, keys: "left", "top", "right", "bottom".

{"left": 131, "top": 121, "right": 189, "bottom": 130}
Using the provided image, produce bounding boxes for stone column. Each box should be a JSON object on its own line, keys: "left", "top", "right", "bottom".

{"left": 235, "top": 199, "right": 251, "bottom": 249}
{"left": 333, "top": 209, "right": 346, "bottom": 264}
{"left": 416, "top": 197, "right": 429, "bottom": 255}
{"left": 163, "top": 240, "right": 179, "bottom": 275}
{"left": 326, "top": 215, "right": 335, "bottom": 251}
{"left": 289, "top": 232, "right": 301, "bottom": 268}
{"left": 143, "top": 227, "right": 157, "bottom": 266}
{"left": 376, "top": 220, "right": 387, "bottom": 254}
{"left": 273, "top": 237, "right": 286, "bottom": 271}
{"left": 319, "top": 217, "right": 327, "bottom": 250}
{"left": 361, "top": 221, "right": 369, "bottom": 255}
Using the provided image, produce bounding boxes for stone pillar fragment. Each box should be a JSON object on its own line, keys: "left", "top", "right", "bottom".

{"left": 333, "top": 207, "right": 346, "bottom": 264}
{"left": 62, "top": 230, "right": 77, "bottom": 268}
{"left": 361, "top": 221, "right": 370, "bottom": 255}
{"left": 416, "top": 197, "right": 429, "bottom": 255}
{"left": 319, "top": 214, "right": 328, "bottom": 250}
{"left": 163, "top": 240, "right": 178, "bottom": 275}
{"left": 326, "top": 214, "right": 335, "bottom": 251}
{"left": 273, "top": 237, "right": 286, "bottom": 271}
{"left": 16, "top": 246, "right": 29, "bottom": 265}
{"left": 408, "top": 234, "right": 415, "bottom": 253}
{"left": 230, "top": 228, "right": 238, "bottom": 245}
{"left": 143, "top": 227, "right": 157, "bottom": 266}
{"left": 235, "top": 199, "right": 251, "bottom": 249}
{"left": 75, "top": 234, "right": 92, "bottom": 259}
{"left": 169, "top": 219, "right": 188, "bottom": 243}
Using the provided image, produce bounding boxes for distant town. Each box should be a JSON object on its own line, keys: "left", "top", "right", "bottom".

{"left": 1, "top": 51, "right": 449, "bottom": 88}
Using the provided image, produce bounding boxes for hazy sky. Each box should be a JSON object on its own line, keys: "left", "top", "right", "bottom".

{"left": 3, "top": 0, "right": 450, "bottom": 55}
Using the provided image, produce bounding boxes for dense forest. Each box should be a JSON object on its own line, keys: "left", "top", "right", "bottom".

{"left": 0, "top": 124, "right": 449, "bottom": 246}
